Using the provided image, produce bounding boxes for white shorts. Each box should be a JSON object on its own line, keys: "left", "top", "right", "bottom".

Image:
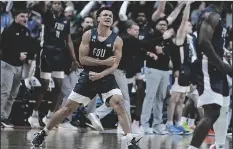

{"left": 68, "top": 88, "right": 122, "bottom": 107}
{"left": 197, "top": 93, "right": 230, "bottom": 108}
{"left": 40, "top": 71, "right": 64, "bottom": 80}
{"left": 197, "top": 57, "right": 231, "bottom": 108}
{"left": 170, "top": 77, "right": 190, "bottom": 93}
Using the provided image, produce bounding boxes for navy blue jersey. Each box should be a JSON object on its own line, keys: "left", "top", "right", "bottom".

{"left": 195, "top": 6, "right": 229, "bottom": 96}
{"left": 196, "top": 8, "right": 226, "bottom": 59}
{"left": 40, "top": 10, "right": 70, "bottom": 50}
{"left": 85, "top": 28, "right": 118, "bottom": 73}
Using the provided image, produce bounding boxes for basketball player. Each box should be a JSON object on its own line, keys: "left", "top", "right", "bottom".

{"left": 166, "top": 1, "right": 193, "bottom": 134}
{"left": 180, "top": 32, "right": 203, "bottom": 131}
{"left": 32, "top": 7, "right": 141, "bottom": 149}
{"left": 188, "top": 4, "right": 232, "bottom": 149}
{"left": 28, "top": 1, "right": 79, "bottom": 128}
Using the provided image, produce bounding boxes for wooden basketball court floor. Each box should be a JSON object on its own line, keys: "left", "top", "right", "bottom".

{"left": 1, "top": 127, "right": 232, "bottom": 149}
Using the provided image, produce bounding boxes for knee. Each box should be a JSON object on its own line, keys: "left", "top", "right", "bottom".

{"left": 177, "top": 98, "right": 185, "bottom": 106}
{"left": 205, "top": 110, "right": 220, "bottom": 124}
{"left": 62, "top": 106, "right": 73, "bottom": 116}
{"left": 170, "top": 93, "right": 179, "bottom": 104}
{"left": 110, "top": 96, "right": 124, "bottom": 108}
{"left": 145, "top": 92, "right": 156, "bottom": 101}
{"left": 220, "top": 106, "right": 229, "bottom": 116}
{"left": 40, "top": 82, "right": 50, "bottom": 92}
{"left": 53, "top": 85, "right": 62, "bottom": 94}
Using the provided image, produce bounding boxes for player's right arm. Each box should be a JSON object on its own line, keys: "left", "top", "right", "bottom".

{"left": 199, "top": 12, "right": 232, "bottom": 76}
{"left": 79, "top": 30, "right": 115, "bottom": 67}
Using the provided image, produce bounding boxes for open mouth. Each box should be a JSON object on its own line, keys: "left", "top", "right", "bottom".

{"left": 104, "top": 20, "right": 111, "bottom": 23}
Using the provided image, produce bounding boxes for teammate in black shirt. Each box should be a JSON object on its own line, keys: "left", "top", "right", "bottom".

{"left": 32, "top": 7, "right": 141, "bottom": 149}
{"left": 28, "top": 1, "right": 78, "bottom": 128}
{"left": 188, "top": 3, "right": 232, "bottom": 149}
{"left": 165, "top": 1, "right": 194, "bottom": 135}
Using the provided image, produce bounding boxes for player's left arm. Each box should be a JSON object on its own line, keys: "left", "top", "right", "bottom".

{"left": 100, "top": 36, "right": 123, "bottom": 77}
{"left": 67, "top": 34, "right": 76, "bottom": 61}
{"left": 67, "top": 34, "right": 80, "bottom": 69}
{"left": 176, "top": 1, "right": 192, "bottom": 64}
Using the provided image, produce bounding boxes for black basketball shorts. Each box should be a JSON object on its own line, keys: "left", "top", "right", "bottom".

{"left": 68, "top": 70, "right": 122, "bottom": 106}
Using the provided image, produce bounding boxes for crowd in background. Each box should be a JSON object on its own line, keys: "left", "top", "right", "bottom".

{"left": 0, "top": 1, "right": 232, "bottom": 137}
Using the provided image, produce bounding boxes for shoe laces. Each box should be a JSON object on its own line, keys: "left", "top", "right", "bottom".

{"left": 128, "top": 137, "right": 142, "bottom": 146}
{"left": 34, "top": 131, "right": 47, "bottom": 139}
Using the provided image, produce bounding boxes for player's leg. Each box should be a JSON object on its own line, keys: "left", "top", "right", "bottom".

{"left": 42, "top": 72, "right": 64, "bottom": 125}
{"left": 166, "top": 91, "right": 181, "bottom": 134}
{"left": 181, "top": 98, "right": 194, "bottom": 124}
{"left": 108, "top": 94, "right": 131, "bottom": 134}
{"left": 31, "top": 70, "right": 93, "bottom": 147}
{"left": 87, "top": 69, "right": 131, "bottom": 131}
{"left": 188, "top": 104, "right": 221, "bottom": 149}
{"left": 114, "top": 69, "right": 131, "bottom": 120}
{"left": 31, "top": 91, "right": 90, "bottom": 147}
{"left": 174, "top": 93, "right": 191, "bottom": 133}
{"left": 210, "top": 97, "right": 230, "bottom": 149}
{"left": 29, "top": 50, "right": 51, "bottom": 121}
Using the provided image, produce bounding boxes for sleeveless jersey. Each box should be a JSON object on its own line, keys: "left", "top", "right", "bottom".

{"left": 195, "top": 6, "right": 228, "bottom": 95}
{"left": 85, "top": 28, "right": 118, "bottom": 73}
{"left": 177, "top": 38, "right": 193, "bottom": 86}
{"left": 40, "top": 10, "right": 70, "bottom": 50}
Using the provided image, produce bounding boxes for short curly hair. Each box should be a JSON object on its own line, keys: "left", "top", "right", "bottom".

{"left": 96, "top": 7, "right": 113, "bottom": 18}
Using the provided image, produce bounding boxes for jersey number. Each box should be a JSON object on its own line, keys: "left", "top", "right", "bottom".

{"left": 222, "top": 28, "right": 227, "bottom": 48}
{"left": 54, "top": 22, "right": 64, "bottom": 38}
{"left": 56, "top": 30, "right": 60, "bottom": 38}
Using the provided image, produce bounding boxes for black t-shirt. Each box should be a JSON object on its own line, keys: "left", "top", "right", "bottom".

{"left": 119, "top": 32, "right": 163, "bottom": 71}
{"left": 41, "top": 10, "right": 70, "bottom": 50}
{"left": 1, "top": 22, "right": 36, "bottom": 66}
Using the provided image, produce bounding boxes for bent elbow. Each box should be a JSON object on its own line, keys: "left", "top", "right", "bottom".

{"left": 79, "top": 56, "right": 85, "bottom": 65}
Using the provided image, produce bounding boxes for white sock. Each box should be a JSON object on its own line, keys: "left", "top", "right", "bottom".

{"left": 43, "top": 127, "right": 50, "bottom": 135}
{"left": 175, "top": 121, "right": 182, "bottom": 127}
{"left": 213, "top": 106, "right": 229, "bottom": 147}
{"left": 32, "top": 110, "right": 38, "bottom": 117}
{"left": 187, "top": 145, "right": 198, "bottom": 149}
{"left": 47, "top": 110, "right": 54, "bottom": 117}
{"left": 166, "top": 121, "right": 173, "bottom": 126}
{"left": 215, "top": 143, "right": 225, "bottom": 149}
{"left": 181, "top": 117, "right": 187, "bottom": 124}
{"left": 188, "top": 119, "right": 195, "bottom": 127}
{"left": 227, "top": 108, "right": 232, "bottom": 128}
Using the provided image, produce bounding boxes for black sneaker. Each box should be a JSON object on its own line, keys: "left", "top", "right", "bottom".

{"left": 31, "top": 130, "right": 47, "bottom": 147}
{"left": 1, "top": 118, "right": 14, "bottom": 128}
{"left": 128, "top": 137, "right": 142, "bottom": 149}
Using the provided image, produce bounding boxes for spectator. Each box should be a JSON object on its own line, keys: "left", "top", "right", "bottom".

{"left": 1, "top": 2, "right": 36, "bottom": 128}
{"left": 191, "top": 2, "right": 206, "bottom": 25}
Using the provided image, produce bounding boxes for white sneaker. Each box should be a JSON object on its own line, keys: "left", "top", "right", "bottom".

{"left": 153, "top": 124, "right": 168, "bottom": 135}
{"left": 209, "top": 143, "right": 224, "bottom": 149}
{"left": 117, "top": 124, "right": 124, "bottom": 134}
{"left": 144, "top": 127, "right": 154, "bottom": 134}
{"left": 42, "top": 116, "right": 50, "bottom": 125}
{"left": 28, "top": 116, "right": 40, "bottom": 128}
{"left": 132, "top": 121, "right": 144, "bottom": 134}
{"left": 87, "top": 113, "right": 104, "bottom": 131}
{"left": 58, "top": 122, "right": 78, "bottom": 130}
